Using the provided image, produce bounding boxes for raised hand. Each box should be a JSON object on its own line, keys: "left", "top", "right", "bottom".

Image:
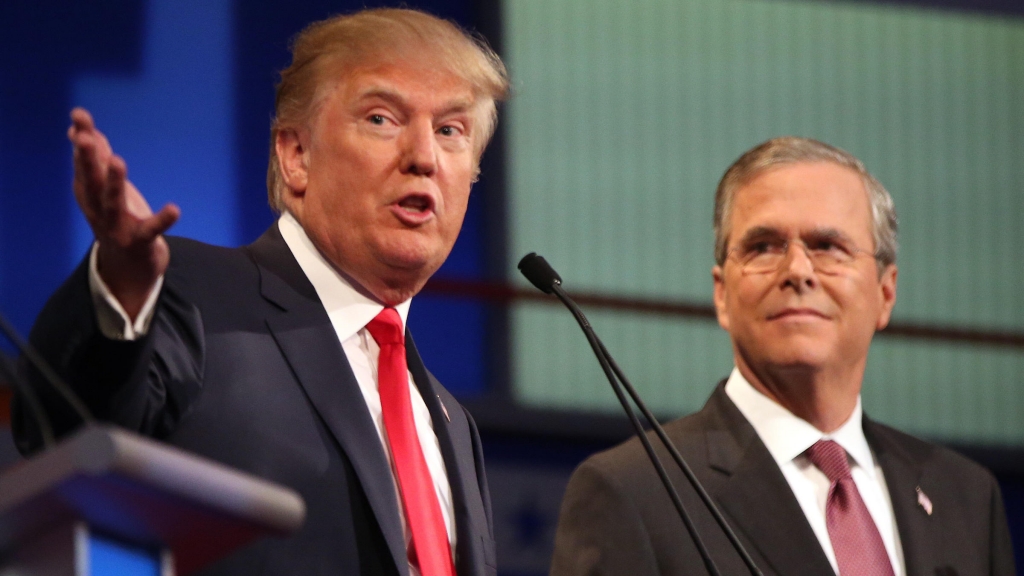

{"left": 68, "top": 108, "right": 180, "bottom": 321}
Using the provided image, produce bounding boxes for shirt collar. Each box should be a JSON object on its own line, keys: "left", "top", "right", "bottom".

{"left": 277, "top": 212, "right": 411, "bottom": 340}
{"left": 724, "top": 367, "right": 877, "bottom": 478}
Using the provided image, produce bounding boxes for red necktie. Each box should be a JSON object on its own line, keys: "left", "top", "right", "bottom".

{"left": 805, "top": 440, "right": 895, "bottom": 576}
{"left": 366, "top": 308, "right": 455, "bottom": 576}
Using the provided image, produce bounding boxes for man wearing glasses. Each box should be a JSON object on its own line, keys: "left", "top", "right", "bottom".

{"left": 551, "top": 137, "right": 1015, "bottom": 576}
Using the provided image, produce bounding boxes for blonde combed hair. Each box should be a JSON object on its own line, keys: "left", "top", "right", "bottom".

{"left": 266, "top": 8, "right": 510, "bottom": 212}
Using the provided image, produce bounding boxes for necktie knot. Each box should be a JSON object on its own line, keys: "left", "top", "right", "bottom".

{"left": 366, "top": 307, "right": 404, "bottom": 346}
{"left": 805, "top": 439, "right": 852, "bottom": 483}
{"left": 806, "top": 439, "right": 895, "bottom": 576}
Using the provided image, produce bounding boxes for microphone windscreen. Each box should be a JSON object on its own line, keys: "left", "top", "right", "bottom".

{"left": 518, "top": 253, "right": 562, "bottom": 294}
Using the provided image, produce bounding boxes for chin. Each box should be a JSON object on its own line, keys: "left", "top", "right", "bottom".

{"left": 768, "top": 356, "right": 829, "bottom": 370}
{"left": 378, "top": 249, "right": 446, "bottom": 282}
{"left": 765, "top": 347, "right": 834, "bottom": 371}
{"left": 761, "top": 337, "right": 833, "bottom": 367}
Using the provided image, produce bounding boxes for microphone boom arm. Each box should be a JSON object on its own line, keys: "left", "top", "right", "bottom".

{"left": 519, "top": 252, "right": 763, "bottom": 575}
{"left": 550, "top": 282, "right": 724, "bottom": 576}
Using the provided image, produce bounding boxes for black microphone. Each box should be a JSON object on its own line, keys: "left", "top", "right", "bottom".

{"left": 518, "top": 253, "right": 763, "bottom": 576}
{"left": 518, "top": 253, "right": 562, "bottom": 294}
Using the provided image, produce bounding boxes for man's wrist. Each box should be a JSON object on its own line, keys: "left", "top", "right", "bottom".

{"left": 88, "top": 242, "right": 163, "bottom": 340}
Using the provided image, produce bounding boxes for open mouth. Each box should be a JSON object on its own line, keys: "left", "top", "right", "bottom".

{"left": 397, "top": 194, "right": 433, "bottom": 213}
{"left": 390, "top": 193, "right": 436, "bottom": 225}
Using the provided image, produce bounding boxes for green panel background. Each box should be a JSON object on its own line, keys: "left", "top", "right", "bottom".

{"left": 503, "top": 0, "right": 1024, "bottom": 445}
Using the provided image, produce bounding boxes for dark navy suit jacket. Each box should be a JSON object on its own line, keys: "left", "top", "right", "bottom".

{"left": 15, "top": 224, "right": 497, "bottom": 576}
{"left": 550, "top": 383, "right": 1015, "bottom": 576}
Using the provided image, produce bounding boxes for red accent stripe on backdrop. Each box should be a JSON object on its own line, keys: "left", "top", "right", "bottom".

{"left": 422, "top": 278, "right": 1024, "bottom": 349}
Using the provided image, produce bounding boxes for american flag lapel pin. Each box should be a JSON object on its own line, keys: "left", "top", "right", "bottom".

{"left": 438, "top": 396, "right": 451, "bottom": 422}
{"left": 916, "top": 486, "right": 933, "bottom": 516}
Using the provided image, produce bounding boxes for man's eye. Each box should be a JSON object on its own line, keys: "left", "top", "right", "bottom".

{"left": 368, "top": 114, "right": 386, "bottom": 125}
{"left": 438, "top": 125, "right": 460, "bottom": 137}
{"left": 810, "top": 240, "right": 846, "bottom": 254}
{"left": 747, "top": 241, "right": 776, "bottom": 254}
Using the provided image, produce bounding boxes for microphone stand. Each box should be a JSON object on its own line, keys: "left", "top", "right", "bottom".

{"left": 520, "top": 253, "right": 763, "bottom": 576}
{"left": 595, "top": 339, "right": 763, "bottom": 575}
{"left": 0, "top": 310, "right": 95, "bottom": 449}
{"left": 549, "top": 282, "right": 724, "bottom": 576}
{"left": 0, "top": 347, "right": 54, "bottom": 446}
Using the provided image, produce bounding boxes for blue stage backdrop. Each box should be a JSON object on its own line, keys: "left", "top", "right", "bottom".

{"left": 0, "top": 0, "right": 492, "bottom": 396}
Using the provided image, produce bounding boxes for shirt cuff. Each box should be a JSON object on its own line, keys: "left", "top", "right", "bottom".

{"left": 87, "top": 242, "right": 163, "bottom": 340}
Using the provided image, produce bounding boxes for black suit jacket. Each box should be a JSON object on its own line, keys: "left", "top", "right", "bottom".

{"left": 550, "top": 383, "right": 1015, "bottom": 576}
{"left": 14, "top": 224, "right": 497, "bottom": 576}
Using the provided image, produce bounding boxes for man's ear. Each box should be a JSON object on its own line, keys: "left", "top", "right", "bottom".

{"left": 712, "top": 265, "right": 730, "bottom": 332}
{"left": 275, "top": 128, "right": 309, "bottom": 197}
{"left": 876, "top": 264, "right": 898, "bottom": 330}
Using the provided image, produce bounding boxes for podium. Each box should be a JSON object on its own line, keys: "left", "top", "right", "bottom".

{"left": 0, "top": 425, "right": 305, "bottom": 575}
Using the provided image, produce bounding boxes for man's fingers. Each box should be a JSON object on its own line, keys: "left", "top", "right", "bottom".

{"left": 107, "top": 154, "right": 128, "bottom": 182}
{"left": 105, "top": 154, "right": 128, "bottom": 191}
{"left": 71, "top": 133, "right": 108, "bottom": 219}
{"left": 138, "top": 204, "right": 181, "bottom": 240}
{"left": 68, "top": 108, "right": 98, "bottom": 152}
{"left": 67, "top": 107, "right": 175, "bottom": 253}
{"left": 69, "top": 108, "right": 112, "bottom": 176}
{"left": 72, "top": 130, "right": 113, "bottom": 208}
{"left": 98, "top": 156, "right": 129, "bottom": 227}
{"left": 74, "top": 133, "right": 104, "bottom": 181}
{"left": 69, "top": 108, "right": 95, "bottom": 134}
{"left": 67, "top": 109, "right": 93, "bottom": 142}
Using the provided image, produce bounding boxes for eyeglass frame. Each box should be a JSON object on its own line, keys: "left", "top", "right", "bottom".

{"left": 725, "top": 228, "right": 879, "bottom": 276}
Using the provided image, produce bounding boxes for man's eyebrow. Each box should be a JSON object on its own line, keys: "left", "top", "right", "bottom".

{"left": 804, "top": 227, "right": 854, "bottom": 243}
{"left": 736, "top": 226, "right": 783, "bottom": 244}
{"left": 356, "top": 87, "right": 407, "bottom": 108}
{"left": 736, "top": 226, "right": 856, "bottom": 244}
{"left": 436, "top": 99, "right": 475, "bottom": 119}
{"left": 356, "top": 87, "right": 475, "bottom": 119}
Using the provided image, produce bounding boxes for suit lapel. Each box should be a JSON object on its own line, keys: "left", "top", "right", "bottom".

{"left": 406, "top": 336, "right": 488, "bottom": 576}
{"left": 865, "top": 419, "right": 938, "bottom": 576}
{"left": 247, "top": 227, "right": 408, "bottom": 574}
{"left": 701, "top": 387, "right": 835, "bottom": 576}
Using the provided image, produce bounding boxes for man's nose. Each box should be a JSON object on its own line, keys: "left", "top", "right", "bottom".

{"left": 400, "top": 119, "right": 438, "bottom": 177}
{"left": 780, "top": 242, "right": 817, "bottom": 291}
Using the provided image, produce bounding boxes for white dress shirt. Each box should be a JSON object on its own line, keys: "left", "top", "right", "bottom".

{"left": 724, "top": 368, "right": 905, "bottom": 576}
{"left": 88, "top": 213, "right": 456, "bottom": 573}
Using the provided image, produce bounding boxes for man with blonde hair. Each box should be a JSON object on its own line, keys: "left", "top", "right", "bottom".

{"left": 16, "top": 8, "right": 508, "bottom": 576}
{"left": 551, "top": 137, "right": 1014, "bottom": 575}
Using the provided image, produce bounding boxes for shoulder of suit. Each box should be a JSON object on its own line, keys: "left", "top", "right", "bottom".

{"left": 865, "top": 418, "right": 998, "bottom": 485}
{"left": 576, "top": 380, "right": 734, "bottom": 475}
{"left": 163, "top": 235, "right": 263, "bottom": 306}
{"left": 576, "top": 408, "right": 712, "bottom": 479}
{"left": 165, "top": 234, "right": 248, "bottom": 256}
{"left": 166, "top": 235, "right": 252, "bottom": 267}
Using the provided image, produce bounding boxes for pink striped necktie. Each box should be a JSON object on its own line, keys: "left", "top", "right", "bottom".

{"left": 366, "top": 308, "right": 455, "bottom": 576}
{"left": 805, "top": 440, "right": 895, "bottom": 576}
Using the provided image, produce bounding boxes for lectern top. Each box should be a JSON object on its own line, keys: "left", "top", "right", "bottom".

{"left": 0, "top": 425, "right": 306, "bottom": 574}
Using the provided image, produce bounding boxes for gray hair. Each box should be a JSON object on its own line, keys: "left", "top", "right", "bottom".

{"left": 713, "top": 136, "right": 898, "bottom": 269}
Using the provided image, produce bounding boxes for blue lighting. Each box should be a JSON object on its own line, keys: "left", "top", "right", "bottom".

{"left": 88, "top": 533, "right": 160, "bottom": 576}
{"left": 72, "top": 0, "right": 238, "bottom": 263}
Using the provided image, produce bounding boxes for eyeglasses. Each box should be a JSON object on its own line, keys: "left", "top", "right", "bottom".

{"left": 727, "top": 237, "right": 876, "bottom": 275}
